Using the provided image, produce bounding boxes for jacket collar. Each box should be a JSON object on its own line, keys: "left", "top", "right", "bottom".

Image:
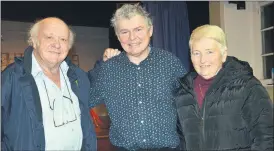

{"left": 178, "top": 56, "right": 250, "bottom": 99}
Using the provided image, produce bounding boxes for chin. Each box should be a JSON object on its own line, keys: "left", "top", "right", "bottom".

{"left": 202, "top": 76, "right": 211, "bottom": 80}
{"left": 202, "top": 75, "right": 214, "bottom": 79}
{"left": 125, "top": 48, "right": 141, "bottom": 54}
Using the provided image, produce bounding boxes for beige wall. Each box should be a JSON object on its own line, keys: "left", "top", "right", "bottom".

{"left": 71, "top": 25, "right": 109, "bottom": 71}
{"left": 266, "top": 86, "right": 273, "bottom": 103}
{"left": 209, "top": 1, "right": 225, "bottom": 29}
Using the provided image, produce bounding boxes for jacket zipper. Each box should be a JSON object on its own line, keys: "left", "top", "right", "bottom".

{"left": 178, "top": 77, "right": 206, "bottom": 149}
{"left": 193, "top": 88, "right": 205, "bottom": 149}
{"left": 202, "top": 101, "right": 206, "bottom": 143}
{"left": 196, "top": 98, "right": 205, "bottom": 149}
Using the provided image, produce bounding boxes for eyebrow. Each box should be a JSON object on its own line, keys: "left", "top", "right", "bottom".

{"left": 43, "top": 33, "right": 68, "bottom": 39}
{"left": 119, "top": 29, "right": 129, "bottom": 32}
{"left": 134, "top": 26, "right": 143, "bottom": 29}
{"left": 119, "top": 26, "right": 144, "bottom": 32}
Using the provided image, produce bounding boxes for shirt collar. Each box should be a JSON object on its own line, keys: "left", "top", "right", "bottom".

{"left": 60, "top": 59, "right": 69, "bottom": 76}
{"left": 31, "top": 52, "right": 43, "bottom": 78}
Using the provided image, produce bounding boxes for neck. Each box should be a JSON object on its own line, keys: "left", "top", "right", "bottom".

{"left": 201, "top": 67, "right": 222, "bottom": 80}
{"left": 199, "top": 74, "right": 215, "bottom": 81}
{"left": 127, "top": 47, "right": 150, "bottom": 65}
{"left": 41, "top": 65, "right": 60, "bottom": 77}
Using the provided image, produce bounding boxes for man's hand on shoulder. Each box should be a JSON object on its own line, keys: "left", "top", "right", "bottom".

{"left": 103, "top": 48, "right": 121, "bottom": 61}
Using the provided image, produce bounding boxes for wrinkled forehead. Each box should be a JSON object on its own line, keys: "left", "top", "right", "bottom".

{"left": 117, "top": 15, "right": 149, "bottom": 30}
{"left": 39, "top": 19, "right": 70, "bottom": 38}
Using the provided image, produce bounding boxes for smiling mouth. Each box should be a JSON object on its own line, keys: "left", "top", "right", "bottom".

{"left": 49, "top": 51, "right": 61, "bottom": 54}
{"left": 200, "top": 65, "right": 210, "bottom": 68}
{"left": 129, "top": 43, "right": 140, "bottom": 47}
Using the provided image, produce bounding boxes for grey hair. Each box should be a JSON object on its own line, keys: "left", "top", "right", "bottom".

{"left": 110, "top": 3, "right": 153, "bottom": 34}
{"left": 27, "top": 17, "right": 75, "bottom": 49}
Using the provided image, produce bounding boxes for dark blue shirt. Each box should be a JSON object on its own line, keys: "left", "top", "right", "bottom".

{"left": 89, "top": 47, "right": 186, "bottom": 150}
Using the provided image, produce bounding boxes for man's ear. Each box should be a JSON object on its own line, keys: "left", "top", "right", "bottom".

{"left": 32, "top": 38, "right": 38, "bottom": 49}
{"left": 116, "top": 34, "right": 121, "bottom": 42}
{"left": 149, "top": 26, "right": 153, "bottom": 37}
{"left": 222, "top": 49, "right": 227, "bottom": 62}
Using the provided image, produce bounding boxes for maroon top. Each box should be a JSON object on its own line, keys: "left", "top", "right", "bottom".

{"left": 194, "top": 75, "right": 214, "bottom": 108}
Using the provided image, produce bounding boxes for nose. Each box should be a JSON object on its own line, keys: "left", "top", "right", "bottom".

{"left": 200, "top": 54, "right": 207, "bottom": 64}
{"left": 129, "top": 31, "right": 137, "bottom": 41}
{"left": 52, "top": 38, "right": 61, "bottom": 49}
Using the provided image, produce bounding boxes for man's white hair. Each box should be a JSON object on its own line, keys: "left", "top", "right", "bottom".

{"left": 27, "top": 17, "right": 75, "bottom": 49}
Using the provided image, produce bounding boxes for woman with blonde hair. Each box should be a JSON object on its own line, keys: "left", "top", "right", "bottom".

{"left": 176, "top": 25, "right": 273, "bottom": 150}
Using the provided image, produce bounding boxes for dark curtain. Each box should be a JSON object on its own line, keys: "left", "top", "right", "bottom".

{"left": 142, "top": 1, "right": 191, "bottom": 71}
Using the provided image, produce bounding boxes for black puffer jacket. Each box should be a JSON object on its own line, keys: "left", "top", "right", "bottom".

{"left": 176, "top": 56, "right": 273, "bottom": 151}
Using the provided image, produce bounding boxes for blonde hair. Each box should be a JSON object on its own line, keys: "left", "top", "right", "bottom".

{"left": 189, "top": 25, "right": 227, "bottom": 54}
{"left": 110, "top": 3, "right": 152, "bottom": 34}
{"left": 27, "top": 17, "right": 75, "bottom": 49}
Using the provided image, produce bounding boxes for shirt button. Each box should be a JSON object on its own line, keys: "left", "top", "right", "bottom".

{"left": 137, "top": 67, "right": 140, "bottom": 70}
{"left": 141, "top": 120, "right": 144, "bottom": 124}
